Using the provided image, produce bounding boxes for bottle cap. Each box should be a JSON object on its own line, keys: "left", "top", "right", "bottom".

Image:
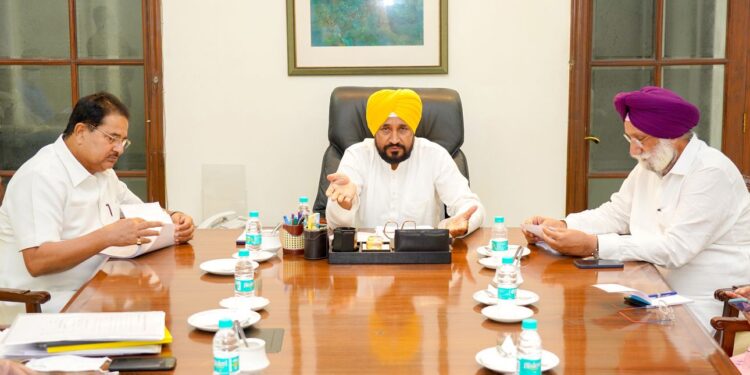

{"left": 238, "top": 249, "right": 249, "bottom": 257}
{"left": 494, "top": 216, "right": 505, "bottom": 223}
{"left": 299, "top": 196, "right": 309, "bottom": 203}
{"left": 218, "top": 319, "right": 233, "bottom": 329}
{"left": 521, "top": 319, "right": 537, "bottom": 330}
{"left": 501, "top": 256, "right": 514, "bottom": 264}
{"left": 249, "top": 211, "right": 259, "bottom": 218}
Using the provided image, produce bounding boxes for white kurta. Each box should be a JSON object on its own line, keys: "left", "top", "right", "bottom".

{"left": 326, "top": 137, "right": 484, "bottom": 234}
{"left": 565, "top": 135, "right": 750, "bottom": 331}
{"left": 0, "top": 136, "right": 142, "bottom": 312}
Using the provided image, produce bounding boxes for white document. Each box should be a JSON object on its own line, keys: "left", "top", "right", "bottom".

{"left": 3, "top": 311, "right": 166, "bottom": 346}
{"left": 25, "top": 355, "right": 111, "bottom": 371}
{"left": 592, "top": 283, "right": 693, "bottom": 306}
{"left": 101, "top": 202, "right": 175, "bottom": 259}
{"left": 520, "top": 223, "right": 544, "bottom": 238}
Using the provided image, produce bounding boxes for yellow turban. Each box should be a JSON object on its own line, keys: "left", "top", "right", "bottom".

{"left": 366, "top": 89, "right": 422, "bottom": 136}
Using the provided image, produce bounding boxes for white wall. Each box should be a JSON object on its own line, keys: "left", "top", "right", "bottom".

{"left": 161, "top": 1, "right": 571, "bottom": 227}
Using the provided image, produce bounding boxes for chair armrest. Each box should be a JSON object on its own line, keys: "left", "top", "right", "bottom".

{"left": 0, "top": 288, "right": 51, "bottom": 313}
{"left": 711, "top": 316, "right": 750, "bottom": 356}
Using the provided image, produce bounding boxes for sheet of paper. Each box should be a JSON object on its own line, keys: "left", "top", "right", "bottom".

{"left": 101, "top": 202, "right": 175, "bottom": 259}
{"left": 593, "top": 284, "right": 639, "bottom": 294}
{"left": 3, "top": 311, "right": 165, "bottom": 346}
{"left": 120, "top": 202, "right": 172, "bottom": 223}
{"left": 25, "top": 355, "right": 110, "bottom": 371}
{"left": 520, "top": 223, "right": 544, "bottom": 238}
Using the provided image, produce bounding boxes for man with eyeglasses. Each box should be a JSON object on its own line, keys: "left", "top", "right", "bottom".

{"left": 325, "top": 89, "right": 484, "bottom": 237}
{"left": 0, "top": 92, "right": 195, "bottom": 313}
{"left": 522, "top": 86, "right": 750, "bottom": 331}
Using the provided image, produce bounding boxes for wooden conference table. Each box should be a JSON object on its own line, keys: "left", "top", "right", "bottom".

{"left": 64, "top": 228, "right": 737, "bottom": 374}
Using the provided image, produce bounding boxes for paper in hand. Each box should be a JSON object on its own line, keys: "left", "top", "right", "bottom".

{"left": 101, "top": 202, "right": 175, "bottom": 258}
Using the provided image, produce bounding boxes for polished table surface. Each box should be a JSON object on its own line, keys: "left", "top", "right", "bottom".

{"left": 64, "top": 228, "right": 737, "bottom": 374}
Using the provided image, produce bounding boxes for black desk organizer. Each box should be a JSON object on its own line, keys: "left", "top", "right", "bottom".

{"left": 328, "top": 247, "right": 451, "bottom": 264}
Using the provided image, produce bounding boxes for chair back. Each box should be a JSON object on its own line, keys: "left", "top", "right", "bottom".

{"left": 314, "top": 86, "right": 469, "bottom": 216}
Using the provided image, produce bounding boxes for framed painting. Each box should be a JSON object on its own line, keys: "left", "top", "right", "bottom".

{"left": 286, "top": 0, "right": 448, "bottom": 75}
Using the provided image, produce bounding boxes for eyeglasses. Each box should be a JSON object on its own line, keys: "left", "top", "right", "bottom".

{"left": 92, "top": 127, "right": 131, "bottom": 150}
{"left": 377, "top": 126, "right": 413, "bottom": 138}
{"left": 622, "top": 133, "right": 650, "bottom": 149}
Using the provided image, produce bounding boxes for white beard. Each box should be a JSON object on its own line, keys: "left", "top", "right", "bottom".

{"left": 632, "top": 139, "right": 676, "bottom": 174}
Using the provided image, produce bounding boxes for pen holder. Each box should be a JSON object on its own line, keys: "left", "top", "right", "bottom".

{"left": 304, "top": 226, "right": 329, "bottom": 260}
{"left": 281, "top": 224, "right": 305, "bottom": 255}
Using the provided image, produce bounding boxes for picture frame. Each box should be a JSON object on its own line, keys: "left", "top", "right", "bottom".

{"left": 286, "top": 0, "right": 448, "bottom": 76}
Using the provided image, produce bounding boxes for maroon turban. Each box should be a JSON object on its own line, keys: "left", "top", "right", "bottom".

{"left": 613, "top": 86, "right": 700, "bottom": 139}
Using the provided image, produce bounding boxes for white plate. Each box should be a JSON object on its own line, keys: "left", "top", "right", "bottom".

{"left": 478, "top": 257, "right": 529, "bottom": 272}
{"left": 219, "top": 296, "right": 270, "bottom": 311}
{"left": 473, "top": 289, "right": 540, "bottom": 306}
{"left": 481, "top": 304, "right": 534, "bottom": 323}
{"left": 476, "top": 245, "right": 530, "bottom": 258}
{"left": 475, "top": 347, "right": 560, "bottom": 374}
{"left": 187, "top": 308, "right": 261, "bottom": 332}
{"left": 236, "top": 233, "right": 282, "bottom": 253}
{"left": 232, "top": 251, "right": 275, "bottom": 262}
{"left": 199, "top": 258, "right": 259, "bottom": 275}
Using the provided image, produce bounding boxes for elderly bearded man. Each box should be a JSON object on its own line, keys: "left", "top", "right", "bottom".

{"left": 325, "top": 89, "right": 485, "bottom": 237}
{"left": 523, "top": 86, "right": 750, "bottom": 331}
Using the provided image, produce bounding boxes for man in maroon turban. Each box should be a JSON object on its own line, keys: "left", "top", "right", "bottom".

{"left": 522, "top": 86, "right": 750, "bottom": 332}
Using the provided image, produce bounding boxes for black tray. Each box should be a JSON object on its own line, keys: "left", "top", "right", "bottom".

{"left": 328, "top": 249, "right": 451, "bottom": 264}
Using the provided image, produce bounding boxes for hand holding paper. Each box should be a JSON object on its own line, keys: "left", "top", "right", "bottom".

{"left": 102, "top": 203, "right": 176, "bottom": 259}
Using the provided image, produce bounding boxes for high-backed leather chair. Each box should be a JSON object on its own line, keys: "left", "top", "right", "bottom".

{"left": 313, "top": 86, "right": 469, "bottom": 217}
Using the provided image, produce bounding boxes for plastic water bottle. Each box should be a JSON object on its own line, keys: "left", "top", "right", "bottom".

{"left": 517, "top": 319, "right": 542, "bottom": 375}
{"left": 298, "top": 196, "right": 311, "bottom": 223}
{"left": 494, "top": 255, "right": 518, "bottom": 301}
{"left": 491, "top": 216, "right": 509, "bottom": 252}
{"left": 244, "top": 211, "right": 262, "bottom": 252}
{"left": 234, "top": 249, "right": 255, "bottom": 298}
{"left": 213, "top": 319, "right": 239, "bottom": 375}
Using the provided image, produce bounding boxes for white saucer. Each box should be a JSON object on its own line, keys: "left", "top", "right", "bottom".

{"left": 219, "top": 296, "right": 270, "bottom": 311}
{"left": 473, "top": 289, "right": 540, "bottom": 306}
{"left": 232, "top": 251, "right": 275, "bottom": 262}
{"left": 187, "top": 308, "right": 261, "bottom": 332}
{"left": 481, "top": 304, "right": 534, "bottom": 323}
{"left": 478, "top": 257, "right": 529, "bottom": 271}
{"left": 475, "top": 347, "right": 560, "bottom": 373}
{"left": 199, "top": 259, "right": 259, "bottom": 275}
{"left": 476, "top": 245, "right": 530, "bottom": 258}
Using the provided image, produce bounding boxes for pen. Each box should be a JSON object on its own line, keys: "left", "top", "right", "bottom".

{"left": 283, "top": 215, "right": 290, "bottom": 225}
{"left": 105, "top": 203, "right": 113, "bottom": 217}
{"left": 648, "top": 291, "right": 677, "bottom": 298}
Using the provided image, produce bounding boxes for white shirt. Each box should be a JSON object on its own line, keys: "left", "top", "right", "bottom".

{"left": 0, "top": 136, "right": 142, "bottom": 312}
{"left": 565, "top": 135, "right": 750, "bottom": 331}
{"left": 326, "top": 138, "right": 484, "bottom": 234}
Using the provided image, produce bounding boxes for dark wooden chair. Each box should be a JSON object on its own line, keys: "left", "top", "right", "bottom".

{"left": 0, "top": 288, "right": 50, "bottom": 314}
{"left": 711, "top": 285, "right": 750, "bottom": 356}
{"left": 744, "top": 175, "right": 750, "bottom": 193}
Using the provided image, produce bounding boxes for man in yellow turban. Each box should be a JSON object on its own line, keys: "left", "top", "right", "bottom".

{"left": 325, "top": 89, "right": 484, "bottom": 237}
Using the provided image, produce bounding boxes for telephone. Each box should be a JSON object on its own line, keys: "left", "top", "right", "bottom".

{"left": 197, "top": 211, "right": 247, "bottom": 229}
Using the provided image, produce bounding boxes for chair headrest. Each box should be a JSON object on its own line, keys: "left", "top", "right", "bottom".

{"left": 328, "top": 87, "right": 464, "bottom": 156}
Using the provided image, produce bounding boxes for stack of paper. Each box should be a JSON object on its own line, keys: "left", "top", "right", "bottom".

{"left": 593, "top": 284, "right": 693, "bottom": 306}
{"left": 102, "top": 202, "right": 175, "bottom": 259}
{"left": 1, "top": 311, "right": 169, "bottom": 357}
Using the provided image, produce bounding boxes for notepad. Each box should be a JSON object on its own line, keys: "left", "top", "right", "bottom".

{"left": 101, "top": 202, "right": 175, "bottom": 259}
{"left": 593, "top": 284, "right": 693, "bottom": 306}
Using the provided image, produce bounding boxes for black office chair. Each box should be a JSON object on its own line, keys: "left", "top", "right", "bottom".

{"left": 313, "top": 86, "right": 469, "bottom": 218}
